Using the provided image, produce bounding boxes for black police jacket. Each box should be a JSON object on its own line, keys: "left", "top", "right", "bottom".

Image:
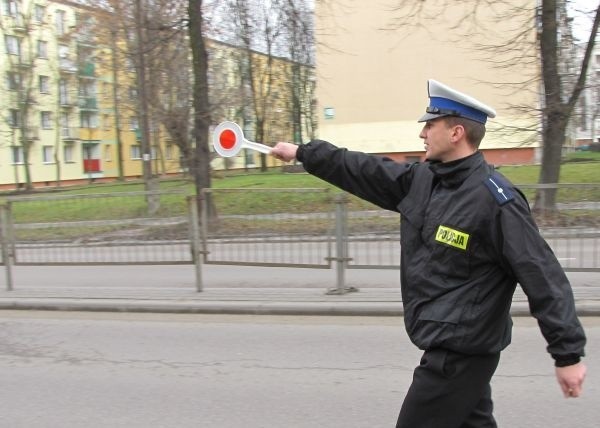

{"left": 297, "top": 141, "right": 586, "bottom": 363}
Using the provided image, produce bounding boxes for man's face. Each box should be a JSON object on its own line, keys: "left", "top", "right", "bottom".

{"left": 419, "top": 118, "right": 454, "bottom": 162}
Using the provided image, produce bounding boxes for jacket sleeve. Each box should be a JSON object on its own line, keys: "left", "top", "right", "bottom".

{"left": 297, "top": 140, "right": 415, "bottom": 211}
{"left": 497, "top": 195, "right": 586, "bottom": 365}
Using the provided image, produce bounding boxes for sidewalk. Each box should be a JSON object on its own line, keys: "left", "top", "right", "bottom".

{"left": 0, "top": 265, "right": 599, "bottom": 316}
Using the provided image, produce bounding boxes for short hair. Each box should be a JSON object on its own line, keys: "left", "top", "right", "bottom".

{"left": 443, "top": 116, "right": 486, "bottom": 148}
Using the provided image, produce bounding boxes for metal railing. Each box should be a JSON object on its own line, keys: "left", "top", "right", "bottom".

{"left": 0, "top": 184, "right": 598, "bottom": 293}
{"left": 0, "top": 190, "right": 197, "bottom": 290}
{"left": 199, "top": 188, "right": 334, "bottom": 268}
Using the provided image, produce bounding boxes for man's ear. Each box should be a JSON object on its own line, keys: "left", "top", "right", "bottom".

{"left": 450, "top": 124, "right": 466, "bottom": 143}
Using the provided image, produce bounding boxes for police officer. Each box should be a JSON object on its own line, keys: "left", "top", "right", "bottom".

{"left": 270, "top": 79, "right": 587, "bottom": 427}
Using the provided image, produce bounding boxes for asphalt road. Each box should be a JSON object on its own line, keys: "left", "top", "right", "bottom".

{"left": 0, "top": 312, "right": 598, "bottom": 428}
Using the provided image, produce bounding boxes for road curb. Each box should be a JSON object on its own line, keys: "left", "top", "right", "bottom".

{"left": 1, "top": 299, "right": 599, "bottom": 317}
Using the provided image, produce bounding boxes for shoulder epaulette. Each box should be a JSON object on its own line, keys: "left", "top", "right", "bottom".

{"left": 484, "top": 175, "right": 514, "bottom": 205}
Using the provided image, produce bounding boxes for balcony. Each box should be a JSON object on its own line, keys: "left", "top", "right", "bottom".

{"left": 16, "top": 126, "right": 40, "bottom": 140}
{"left": 77, "top": 34, "right": 96, "bottom": 47}
{"left": 16, "top": 90, "right": 36, "bottom": 105}
{"left": 79, "top": 97, "right": 98, "bottom": 110}
{"left": 61, "top": 127, "right": 80, "bottom": 141}
{"left": 56, "top": 27, "right": 73, "bottom": 42}
{"left": 12, "top": 13, "right": 26, "bottom": 32}
{"left": 83, "top": 158, "right": 101, "bottom": 173}
{"left": 79, "top": 62, "right": 95, "bottom": 78}
{"left": 59, "top": 59, "right": 78, "bottom": 74}
{"left": 59, "top": 96, "right": 77, "bottom": 109}
{"left": 10, "top": 55, "right": 32, "bottom": 69}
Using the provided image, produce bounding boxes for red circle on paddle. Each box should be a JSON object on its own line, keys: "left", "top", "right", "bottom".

{"left": 219, "top": 129, "right": 236, "bottom": 150}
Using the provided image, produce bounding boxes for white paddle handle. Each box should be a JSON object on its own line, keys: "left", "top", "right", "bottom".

{"left": 243, "top": 139, "right": 272, "bottom": 154}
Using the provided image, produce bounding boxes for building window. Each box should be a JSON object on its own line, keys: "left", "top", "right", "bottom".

{"left": 80, "top": 111, "right": 97, "bottom": 128}
{"left": 60, "top": 112, "right": 72, "bottom": 137}
{"left": 125, "top": 57, "right": 135, "bottom": 72}
{"left": 37, "top": 40, "right": 48, "bottom": 58}
{"left": 79, "top": 79, "right": 96, "bottom": 97}
{"left": 58, "top": 44, "right": 69, "bottom": 59}
{"left": 39, "top": 75, "right": 50, "bottom": 93}
{"left": 42, "top": 145, "right": 54, "bottom": 163}
{"left": 151, "top": 145, "right": 158, "bottom": 160}
{"left": 56, "top": 10, "right": 67, "bottom": 36}
{"left": 102, "top": 81, "right": 111, "bottom": 99}
{"left": 103, "top": 114, "right": 112, "bottom": 130}
{"left": 166, "top": 144, "right": 173, "bottom": 160}
{"left": 5, "top": 35, "right": 21, "bottom": 55}
{"left": 104, "top": 144, "right": 112, "bottom": 161}
{"left": 11, "top": 146, "right": 24, "bottom": 164}
{"left": 34, "top": 4, "right": 45, "bottom": 22}
{"left": 130, "top": 145, "right": 141, "bottom": 159}
{"left": 5, "top": 0, "right": 19, "bottom": 16}
{"left": 129, "top": 86, "right": 138, "bottom": 100}
{"left": 59, "top": 79, "right": 69, "bottom": 105}
{"left": 6, "top": 71, "right": 21, "bottom": 90}
{"left": 8, "top": 109, "right": 20, "bottom": 127}
{"left": 130, "top": 116, "right": 138, "bottom": 130}
{"left": 41, "top": 111, "right": 52, "bottom": 129}
{"left": 63, "top": 144, "right": 74, "bottom": 162}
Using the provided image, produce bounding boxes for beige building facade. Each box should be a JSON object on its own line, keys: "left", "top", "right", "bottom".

{"left": 314, "top": 0, "right": 541, "bottom": 165}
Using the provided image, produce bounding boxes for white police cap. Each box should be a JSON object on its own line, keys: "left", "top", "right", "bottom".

{"left": 418, "top": 79, "right": 496, "bottom": 124}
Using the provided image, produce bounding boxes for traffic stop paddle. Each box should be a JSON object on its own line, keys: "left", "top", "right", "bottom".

{"left": 212, "top": 121, "right": 272, "bottom": 157}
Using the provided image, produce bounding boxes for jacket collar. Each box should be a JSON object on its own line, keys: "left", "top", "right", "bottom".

{"left": 428, "top": 151, "right": 485, "bottom": 187}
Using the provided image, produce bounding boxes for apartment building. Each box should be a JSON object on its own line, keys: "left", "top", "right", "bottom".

{"left": 574, "top": 40, "right": 600, "bottom": 146}
{"left": 1, "top": 0, "right": 316, "bottom": 189}
{"left": 0, "top": 0, "right": 182, "bottom": 190}
{"left": 314, "top": 1, "right": 550, "bottom": 165}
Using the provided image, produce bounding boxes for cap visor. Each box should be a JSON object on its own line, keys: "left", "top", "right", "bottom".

{"left": 418, "top": 112, "right": 449, "bottom": 123}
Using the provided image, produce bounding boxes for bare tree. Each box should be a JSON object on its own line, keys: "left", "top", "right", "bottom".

{"left": 536, "top": 0, "right": 600, "bottom": 212}
{"left": 224, "top": 0, "right": 286, "bottom": 171}
{"left": 88, "top": 0, "right": 198, "bottom": 185}
{"left": 280, "top": 0, "right": 317, "bottom": 143}
{"left": 142, "top": 0, "right": 194, "bottom": 176}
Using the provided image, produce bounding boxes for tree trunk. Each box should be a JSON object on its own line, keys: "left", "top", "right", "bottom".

{"left": 535, "top": 0, "right": 564, "bottom": 213}
{"left": 188, "top": 0, "right": 214, "bottom": 217}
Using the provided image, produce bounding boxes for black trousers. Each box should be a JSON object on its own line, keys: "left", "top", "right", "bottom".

{"left": 396, "top": 348, "right": 501, "bottom": 428}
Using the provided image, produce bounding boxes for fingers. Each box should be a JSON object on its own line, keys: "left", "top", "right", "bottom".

{"left": 270, "top": 142, "right": 297, "bottom": 162}
{"left": 564, "top": 384, "right": 581, "bottom": 398}
{"left": 556, "top": 363, "right": 586, "bottom": 399}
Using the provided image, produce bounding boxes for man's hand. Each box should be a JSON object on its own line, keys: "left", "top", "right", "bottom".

{"left": 271, "top": 142, "right": 299, "bottom": 163}
{"left": 556, "top": 361, "right": 586, "bottom": 398}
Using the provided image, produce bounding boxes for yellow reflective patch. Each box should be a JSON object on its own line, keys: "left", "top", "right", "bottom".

{"left": 435, "top": 225, "right": 470, "bottom": 250}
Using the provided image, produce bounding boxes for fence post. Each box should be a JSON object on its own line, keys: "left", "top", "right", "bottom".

{"left": 326, "top": 193, "right": 357, "bottom": 295}
{"left": 0, "top": 204, "right": 14, "bottom": 291}
{"left": 188, "top": 195, "right": 203, "bottom": 292}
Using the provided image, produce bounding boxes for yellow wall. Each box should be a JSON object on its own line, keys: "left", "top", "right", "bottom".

{"left": 314, "top": 0, "right": 540, "bottom": 158}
